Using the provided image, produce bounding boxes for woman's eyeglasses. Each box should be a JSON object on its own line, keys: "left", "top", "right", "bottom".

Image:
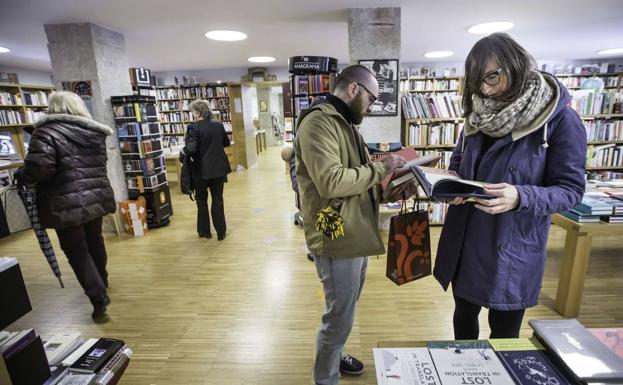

{"left": 482, "top": 68, "right": 503, "bottom": 86}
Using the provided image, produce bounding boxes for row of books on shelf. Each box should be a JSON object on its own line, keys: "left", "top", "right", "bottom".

{"left": 123, "top": 155, "right": 165, "bottom": 177}
{"left": 405, "top": 122, "right": 463, "bottom": 147}
{"left": 0, "top": 109, "right": 24, "bottom": 125}
{"left": 374, "top": 319, "right": 623, "bottom": 385}
{"left": 25, "top": 109, "right": 46, "bottom": 124}
{"left": 558, "top": 75, "right": 620, "bottom": 89}
{"left": 292, "top": 74, "right": 333, "bottom": 95}
{"left": 586, "top": 170, "right": 623, "bottom": 182}
{"left": 126, "top": 171, "right": 167, "bottom": 192}
{"left": 399, "top": 66, "right": 459, "bottom": 79}
{"left": 399, "top": 79, "right": 461, "bottom": 93}
{"left": 293, "top": 95, "right": 328, "bottom": 116}
{"left": 117, "top": 122, "right": 160, "bottom": 138}
{"left": 584, "top": 119, "right": 623, "bottom": 142}
{"left": 119, "top": 138, "right": 163, "bottom": 156}
{"left": 158, "top": 97, "right": 230, "bottom": 112}
{"left": 0, "top": 91, "right": 21, "bottom": 106}
{"left": 22, "top": 90, "right": 50, "bottom": 106}
{"left": 401, "top": 93, "right": 464, "bottom": 120}
{"left": 587, "top": 144, "right": 623, "bottom": 169}
{"left": 161, "top": 123, "right": 186, "bottom": 135}
{"left": 179, "top": 85, "right": 228, "bottom": 99}
{"left": 550, "top": 62, "right": 621, "bottom": 75}
{"left": 112, "top": 103, "right": 157, "bottom": 122}
{"left": 158, "top": 111, "right": 186, "bottom": 123}
{"left": 155, "top": 85, "right": 229, "bottom": 100}
{"left": 569, "top": 89, "right": 622, "bottom": 116}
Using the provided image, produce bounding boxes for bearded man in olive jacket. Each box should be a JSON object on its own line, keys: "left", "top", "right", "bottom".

{"left": 295, "top": 65, "right": 413, "bottom": 385}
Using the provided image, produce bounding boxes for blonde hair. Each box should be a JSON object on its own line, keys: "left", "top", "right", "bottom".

{"left": 47, "top": 91, "right": 92, "bottom": 119}
{"left": 190, "top": 99, "right": 212, "bottom": 119}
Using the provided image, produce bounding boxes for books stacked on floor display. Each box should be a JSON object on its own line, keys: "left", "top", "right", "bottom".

{"left": 112, "top": 95, "right": 173, "bottom": 228}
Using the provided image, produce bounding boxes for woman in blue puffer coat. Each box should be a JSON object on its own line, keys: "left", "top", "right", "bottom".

{"left": 434, "top": 33, "right": 586, "bottom": 339}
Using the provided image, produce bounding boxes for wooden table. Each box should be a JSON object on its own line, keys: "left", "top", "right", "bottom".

{"left": 551, "top": 213, "right": 623, "bottom": 318}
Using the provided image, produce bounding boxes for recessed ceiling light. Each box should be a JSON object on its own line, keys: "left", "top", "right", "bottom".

{"left": 424, "top": 51, "right": 454, "bottom": 58}
{"left": 596, "top": 48, "right": 623, "bottom": 55}
{"left": 205, "top": 30, "right": 247, "bottom": 41}
{"left": 0, "top": 47, "right": 10, "bottom": 53}
{"left": 248, "top": 56, "right": 275, "bottom": 63}
{"left": 468, "top": 21, "right": 514, "bottom": 34}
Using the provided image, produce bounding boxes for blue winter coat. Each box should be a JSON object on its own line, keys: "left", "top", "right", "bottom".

{"left": 433, "top": 74, "right": 587, "bottom": 311}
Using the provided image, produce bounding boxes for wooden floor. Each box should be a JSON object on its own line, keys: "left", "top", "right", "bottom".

{"left": 2, "top": 146, "right": 622, "bottom": 385}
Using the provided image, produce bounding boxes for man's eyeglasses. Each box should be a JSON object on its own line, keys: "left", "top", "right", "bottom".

{"left": 482, "top": 68, "right": 503, "bottom": 87}
{"left": 357, "top": 83, "right": 377, "bottom": 106}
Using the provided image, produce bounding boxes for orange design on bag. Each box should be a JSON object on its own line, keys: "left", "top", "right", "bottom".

{"left": 394, "top": 220, "right": 429, "bottom": 284}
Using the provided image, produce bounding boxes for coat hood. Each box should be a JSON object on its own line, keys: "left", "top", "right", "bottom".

{"left": 463, "top": 72, "right": 570, "bottom": 142}
{"left": 296, "top": 100, "right": 351, "bottom": 128}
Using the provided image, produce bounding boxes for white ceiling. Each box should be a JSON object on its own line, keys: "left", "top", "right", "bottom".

{"left": 1, "top": 0, "right": 622, "bottom": 72}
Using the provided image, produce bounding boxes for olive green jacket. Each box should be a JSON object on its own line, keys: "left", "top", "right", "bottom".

{"left": 294, "top": 102, "right": 387, "bottom": 258}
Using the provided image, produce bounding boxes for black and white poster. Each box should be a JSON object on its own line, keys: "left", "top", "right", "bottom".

{"left": 359, "top": 59, "right": 399, "bottom": 116}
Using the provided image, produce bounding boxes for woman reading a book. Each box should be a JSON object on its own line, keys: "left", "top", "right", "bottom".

{"left": 433, "top": 33, "right": 586, "bottom": 339}
{"left": 14, "top": 91, "right": 116, "bottom": 321}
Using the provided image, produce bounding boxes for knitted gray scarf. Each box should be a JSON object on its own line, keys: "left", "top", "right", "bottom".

{"left": 469, "top": 70, "right": 554, "bottom": 138}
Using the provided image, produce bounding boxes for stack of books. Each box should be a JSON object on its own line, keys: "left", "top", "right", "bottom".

{"left": 46, "top": 336, "right": 131, "bottom": 385}
{"left": 560, "top": 195, "right": 617, "bottom": 223}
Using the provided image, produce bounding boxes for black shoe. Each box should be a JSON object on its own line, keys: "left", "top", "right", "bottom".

{"left": 90, "top": 295, "right": 110, "bottom": 320}
{"left": 307, "top": 253, "right": 315, "bottom": 262}
{"left": 217, "top": 233, "right": 226, "bottom": 241}
{"left": 340, "top": 354, "right": 364, "bottom": 375}
{"left": 199, "top": 233, "right": 212, "bottom": 239}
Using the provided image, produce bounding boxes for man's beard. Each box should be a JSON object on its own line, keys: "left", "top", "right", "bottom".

{"left": 349, "top": 93, "right": 367, "bottom": 125}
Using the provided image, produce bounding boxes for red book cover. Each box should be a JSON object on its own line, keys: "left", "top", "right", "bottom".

{"left": 589, "top": 328, "right": 623, "bottom": 360}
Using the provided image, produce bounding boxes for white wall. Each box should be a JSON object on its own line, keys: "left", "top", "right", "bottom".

{"left": 0, "top": 65, "right": 53, "bottom": 86}
{"left": 153, "top": 66, "right": 291, "bottom": 85}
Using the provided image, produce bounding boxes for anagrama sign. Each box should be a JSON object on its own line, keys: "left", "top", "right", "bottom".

{"left": 288, "top": 56, "right": 338, "bottom": 75}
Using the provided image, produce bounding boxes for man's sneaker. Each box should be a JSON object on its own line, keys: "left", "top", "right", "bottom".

{"left": 340, "top": 354, "right": 364, "bottom": 375}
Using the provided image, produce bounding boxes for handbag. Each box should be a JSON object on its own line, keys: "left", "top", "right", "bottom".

{"left": 0, "top": 186, "right": 32, "bottom": 233}
{"left": 179, "top": 151, "right": 195, "bottom": 201}
{"left": 386, "top": 196, "right": 431, "bottom": 286}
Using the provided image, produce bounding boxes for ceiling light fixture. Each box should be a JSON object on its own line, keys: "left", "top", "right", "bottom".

{"left": 248, "top": 56, "right": 275, "bottom": 63}
{"left": 0, "top": 47, "right": 10, "bottom": 53}
{"left": 596, "top": 48, "right": 623, "bottom": 55}
{"left": 468, "top": 21, "right": 514, "bottom": 34}
{"left": 205, "top": 30, "right": 247, "bottom": 41}
{"left": 424, "top": 51, "right": 454, "bottom": 58}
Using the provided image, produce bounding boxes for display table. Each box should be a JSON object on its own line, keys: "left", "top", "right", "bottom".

{"left": 551, "top": 213, "right": 623, "bottom": 318}
{"left": 164, "top": 154, "right": 181, "bottom": 188}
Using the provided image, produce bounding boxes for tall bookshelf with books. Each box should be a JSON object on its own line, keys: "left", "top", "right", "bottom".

{"left": 111, "top": 95, "right": 173, "bottom": 228}
{"left": 399, "top": 66, "right": 465, "bottom": 225}
{"left": 0, "top": 83, "right": 54, "bottom": 177}
{"left": 556, "top": 71, "right": 623, "bottom": 180}
{"left": 155, "top": 83, "right": 236, "bottom": 169}
{"left": 287, "top": 56, "right": 338, "bottom": 133}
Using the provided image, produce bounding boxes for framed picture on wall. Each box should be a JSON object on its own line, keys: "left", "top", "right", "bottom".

{"left": 358, "top": 59, "right": 399, "bottom": 116}
{"left": 259, "top": 100, "right": 268, "bottom": 112}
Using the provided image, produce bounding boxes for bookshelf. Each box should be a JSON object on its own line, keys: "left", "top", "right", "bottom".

{"left": 155, "top": 84, "right": 236, "bottom": 169}
{"left": 560, "top": 72, "right": 623, "bottom": 179}
{"left": 0, "top": 83, "right": 54, "bottom": 174}
{"left": 287, "top": 56, "right": 338, "bottom": 134}
{"left": 111, "top": 95, "right": 173, "bottom": 228}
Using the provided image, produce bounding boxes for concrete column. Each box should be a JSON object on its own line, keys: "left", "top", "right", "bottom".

{"left": 256, "top": 86, "right": 274, "bottom": 146}
{"left": 348, "top": 8, "right": 401, "bottom": 143}
{"left": 44, "top": 23, "right": 131, "bottom": 208}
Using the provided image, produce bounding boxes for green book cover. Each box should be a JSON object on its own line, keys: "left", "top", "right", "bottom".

{"left": 488, "top": 337, "right": 545, "bottom": 351}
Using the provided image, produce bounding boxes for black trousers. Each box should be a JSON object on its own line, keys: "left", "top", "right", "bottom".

{"left": 453, "top": 295, "right": 525, "bottom": 339}
{"left": 55, "top": 216, "right": 108, "bottom": 298}
{"left": 195, "top": 177, "right": 226, "bottom": 237}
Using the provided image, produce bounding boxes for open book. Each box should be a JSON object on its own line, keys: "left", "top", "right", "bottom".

{"left": 411, "top": 165, "right": 494, "bottom": 201}
{"left": 381, "top": 153, "right": 441, "bottom": 199}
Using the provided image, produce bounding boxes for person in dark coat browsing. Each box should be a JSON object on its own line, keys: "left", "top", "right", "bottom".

{"left": 434, "top": 33, "right": 586, "bottom": 339}
{"left": 183, "top": 99, "right": 232, "bottom": 240}
{"left": 15, "top": 91, "right": 116, "bottom": 321}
